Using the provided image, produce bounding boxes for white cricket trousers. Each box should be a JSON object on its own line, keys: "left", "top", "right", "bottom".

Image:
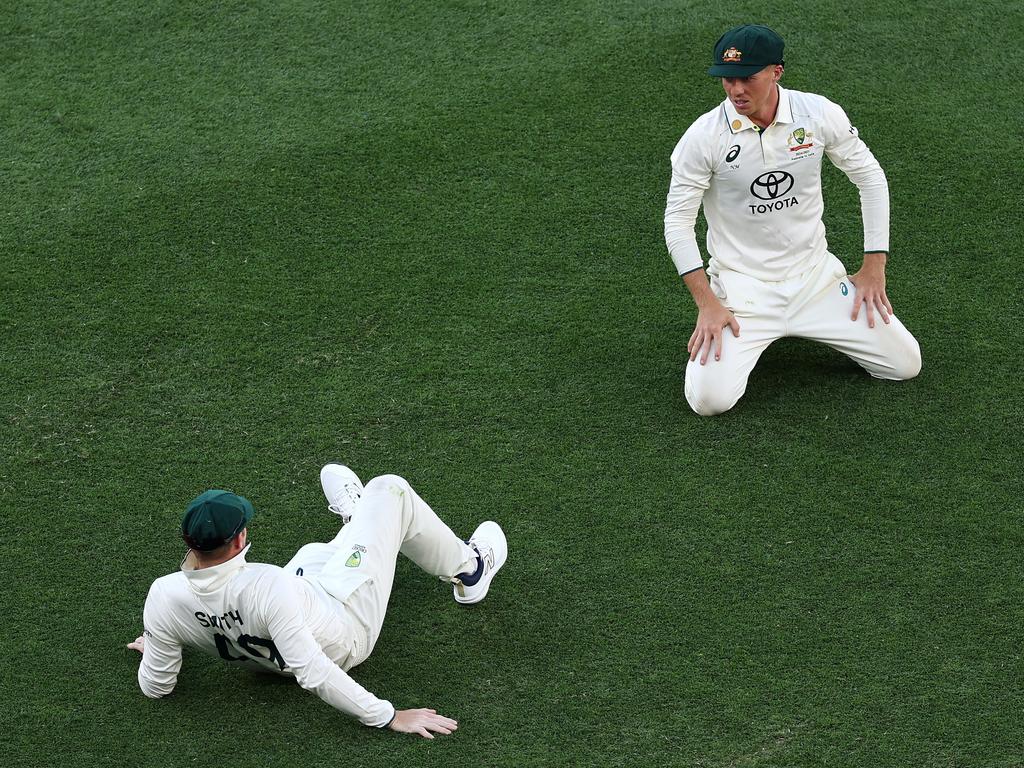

{"left": 285, "top": 475, "right": 477, "bottom": 663}
{"left": 685, "top": 254, "right": 922, "bottom": 416}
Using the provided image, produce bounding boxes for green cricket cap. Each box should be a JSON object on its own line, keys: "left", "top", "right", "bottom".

{"left": 181, "top": 490, "right": 253, "bottom": 551}
{"left": 708, "top": 24, "right": 785, "bottom": 77}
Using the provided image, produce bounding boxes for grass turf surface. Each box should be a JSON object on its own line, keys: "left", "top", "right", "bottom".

{"left": 2, "top": 1, "right": 1022, "bottom": 765}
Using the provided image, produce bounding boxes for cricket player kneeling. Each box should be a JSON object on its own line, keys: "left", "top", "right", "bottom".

{"left": 128, "top": 465, "right": 508, "bottom": 739}
{"left": 664, "top": 24, "right": 921, "bottom": 416}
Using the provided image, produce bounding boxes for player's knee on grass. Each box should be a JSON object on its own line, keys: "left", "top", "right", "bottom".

{"left": 893, "top": 336, "right": 922, "bottom": 381}
{"left": 684, "top": 375, "right": 742, "bottom": 416}
{"left": 867, "top": 329, "right": 922, "bottom": 381}
{"left": 889, "top": 353, "right": 921, "bottom": 381}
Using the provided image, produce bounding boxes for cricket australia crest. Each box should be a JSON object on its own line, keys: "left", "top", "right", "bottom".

{"left": 787, "top": 126, "right": 815, "bottom": 155}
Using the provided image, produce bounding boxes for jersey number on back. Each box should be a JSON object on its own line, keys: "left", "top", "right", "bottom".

{"left": 214, "top": 632, "right": 286, "bottom": 671}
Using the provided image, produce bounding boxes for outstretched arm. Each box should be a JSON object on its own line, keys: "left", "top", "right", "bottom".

{"left": 262, "top": 572, "right": 459, "bottom": 736}
{"left": 127, "top": 629, "right": 457, "bottom": 738}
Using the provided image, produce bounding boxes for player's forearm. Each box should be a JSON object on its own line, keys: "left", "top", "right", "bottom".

{"left": 838, "top": 146, "right": 889, "bottom": 253}
{"left": 290, "top": 653, "right": 395, "bottom": 727}
{"left": 665, "top": 230, "right": 704, "bottom": 275}
{"left": 138, "top": 667, "right": 176, "bottom": 698}
{"left": 860, "top": 251, "right": 887, "bottom": 274}
{"left": 136, "top": 614, "right": 183, "bottom": 698}
{"left": 857, "top": 171, "right": 889, "bottom": 253}
{"left": 311, "top": 676, "right": 395, "bottom": 728}
{"left": 682, "top": 269, "right": 722, "bottom": 310}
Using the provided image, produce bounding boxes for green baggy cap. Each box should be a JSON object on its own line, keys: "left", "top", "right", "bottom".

{"left": 181, "top": 490, "right": 253, "bottom": 551}
{"left": 708, "top": 24, "right": 785, "bottom": 77}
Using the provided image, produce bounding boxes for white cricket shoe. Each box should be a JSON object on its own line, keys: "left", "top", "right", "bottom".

{"left": 320, "top": 464, "right": 364, "bottom": 524}
{"left": 453, "top": 521, "right": 507, "bottom": 605}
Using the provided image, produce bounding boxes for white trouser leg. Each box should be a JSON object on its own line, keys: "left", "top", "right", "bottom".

{"left": 684, "top": 320, "right": 779, "bottom": 416}
{"left": 284, "top": 542, "right": 338, "bottom": 577}
{"left": 325, "top": 474, "right": 477, "bottom": 658}
{"left": 684, "top": 270, "right": 787, "bottom": 416}
{"left": 787, "top": 259, "right": 922, "bottom": 380}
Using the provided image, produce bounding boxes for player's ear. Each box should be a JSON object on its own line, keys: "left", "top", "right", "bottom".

{"left": 230, "top": 528, "right": 248, "bottom": 553}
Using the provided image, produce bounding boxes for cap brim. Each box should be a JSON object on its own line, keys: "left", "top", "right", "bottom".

{"left": 707, "top": 63, "right": 771, "bottom": 77}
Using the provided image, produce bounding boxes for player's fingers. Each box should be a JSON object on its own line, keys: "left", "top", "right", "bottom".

{"left": 876, "top": 296, "right": 891, "bottom": 324}
{"left": 713, "top": 328, "right": 724, "bottom": 362}
{"left": 689, "top": 330, "right": 704, "bottom": 361}
{"left": 698, "top": 333, "right": 713, "bottom": 365}
{"left": 851, "top": 296, "right": 861, "bottom": 321}
{"left": 883, "top": 293, "right": 894, "bottom": 317}
{"left": 417, "top": 728, "right": 435, "bottom": 740}
{"left": 728, "top": 316, "right": 740, "bottom": 336}
{"left": 865, "top": 300, "right": 875, "bottom": 328}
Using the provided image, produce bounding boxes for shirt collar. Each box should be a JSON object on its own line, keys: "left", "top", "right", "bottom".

{"left": 723, "top": 85, "right": 793, "bottom": 133}
{"left": 181, "top": 543, "right": 251, "bottom": 574}
{"left": 181, "top": 543, "right": 252, "bottom": 597}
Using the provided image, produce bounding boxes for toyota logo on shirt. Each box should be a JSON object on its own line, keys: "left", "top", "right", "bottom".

{"left": 750, "top": 171, "right": 794, "bottom": 200}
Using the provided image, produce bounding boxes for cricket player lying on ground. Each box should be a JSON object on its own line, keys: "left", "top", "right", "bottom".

{"left": 127, "top": 465, "right": 508, "bottom": 738}
{"left": 664, "top": 24, "right": 921, "bottom": 416}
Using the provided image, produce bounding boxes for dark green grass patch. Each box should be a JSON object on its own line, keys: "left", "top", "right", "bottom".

{"left": 2, "top": 1, "right": 1022, "bottom": 766}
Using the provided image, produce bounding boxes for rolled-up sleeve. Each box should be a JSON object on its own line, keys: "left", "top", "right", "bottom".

{"left": 664, "top": 127, "right": 713, "bottom": 275}
{"left": 822, "top": 100, "right": 890, "bottom": 254}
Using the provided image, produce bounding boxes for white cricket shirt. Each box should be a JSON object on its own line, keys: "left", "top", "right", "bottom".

{"left": 664, "top": 85, "right": 889, "bottom": 282}
{"left": 137, "top": 545, "right": 394, "bottom": 727}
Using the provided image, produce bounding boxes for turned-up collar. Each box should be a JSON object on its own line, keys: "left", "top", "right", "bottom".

{"left": 723, "top": 84, "right": 793, "bottom": 133}
{"left": 181, "top": 543, "right": 252, "bottom": 597}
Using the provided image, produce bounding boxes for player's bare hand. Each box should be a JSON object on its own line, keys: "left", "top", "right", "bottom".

{"left": 388, "top": 708, "right": 458, "bottom": 739}
{"left": 127, "top": 635, "right": 145, "bottom": 653}
{"left": 688, "top": 297, "right": 740, "bottom": 365}
{"left": 850, "top": 254, "right": 892, "bottom": 328}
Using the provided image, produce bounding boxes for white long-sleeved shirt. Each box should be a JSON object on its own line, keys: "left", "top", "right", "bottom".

{"left": 137, "top": 545, "right": 394, "bottom": 727}
{"left": 664, "top": 85, "right": 889, "bottom": 282}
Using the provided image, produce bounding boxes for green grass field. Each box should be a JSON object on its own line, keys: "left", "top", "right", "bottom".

{"left": 3, "top": 1, "right": 1022, "bottom": 765}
